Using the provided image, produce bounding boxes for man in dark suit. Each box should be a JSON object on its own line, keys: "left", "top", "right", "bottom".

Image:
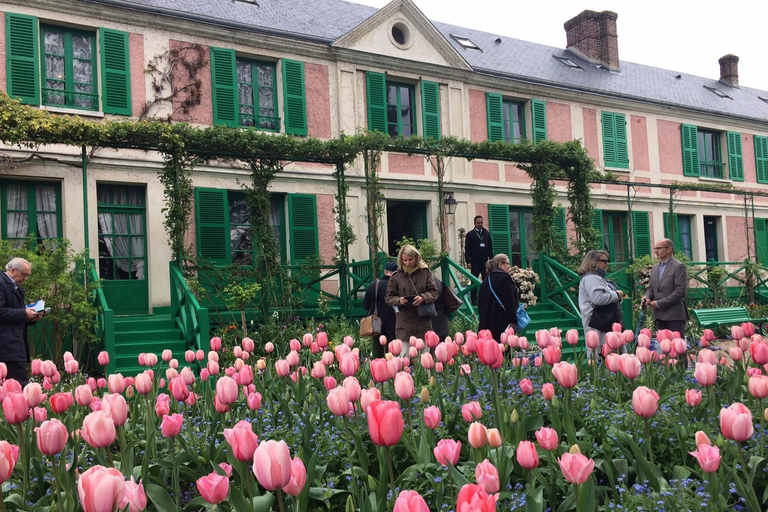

{"left": 362, "top": 261, "right": 397, "bottom": 358}
{"left": 0, "top": 258, "right": 41, "bottom": 387}
{"left": 465, "top": 215, "right": 494, "bottom": 305}
{"left": 641, "top": 238, "right": 689, "bottom": 336}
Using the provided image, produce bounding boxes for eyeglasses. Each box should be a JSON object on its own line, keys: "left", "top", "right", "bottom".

{"left": 598, "top": 259, "right": 608, "bottom": 263}
{"left": 13, "top": 269, "right": 30, "bottom": 277}
{"left": 653, "top": 246, "right": 671, "bottom": 251}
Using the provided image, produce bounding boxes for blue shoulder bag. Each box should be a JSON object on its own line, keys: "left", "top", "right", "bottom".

{"left": 488, "top": 275, "right": 530, "bottom": 330}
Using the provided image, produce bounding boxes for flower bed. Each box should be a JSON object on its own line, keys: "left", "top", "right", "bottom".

{"left": 1, "top": 324, "right": 767, "bottom": 511}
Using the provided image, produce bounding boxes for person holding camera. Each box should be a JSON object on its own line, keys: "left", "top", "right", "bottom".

{"left": 0, "top": 258, "right": 42, "bottom": 387}
{"left": 385, "top": 245, "right": 438, "bottom": 348}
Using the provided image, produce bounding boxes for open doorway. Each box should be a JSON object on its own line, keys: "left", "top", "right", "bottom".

{"left": 386, "top": 201, "right": 427, "bottom": 255}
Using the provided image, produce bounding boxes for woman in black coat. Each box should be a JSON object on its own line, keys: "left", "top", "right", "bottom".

{"left": 478, "top": 254, "right": 519, "bottom": 342}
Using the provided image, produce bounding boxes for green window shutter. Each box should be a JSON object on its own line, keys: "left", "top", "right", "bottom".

{"left": 5, "top": 13, "right": 39, "bottom": 105}
{"left": 282, "top": 59, "right": 307, "bottom": 136}
{"left": 366, "top": 71, "right": 387, "bottom": 133}
{"left": 755, "top": 218, "right": 768, "bottom": 265}
{"left": 487, "top": 204, "right": 511, "bottom": 257}
{"left": 756, "top": 136, "right": 768, "bottom": 184}
{"left": 530, "top": 99, "right": 547, "bottom": 143}
{"left": 614, "top": 113, "right": 629, "bottom": 167}
{"left": 663, "top": 212, "right": 682, "bottom": 251}
{"left": 195, "top": 188, "right": 229, "bottom": 265}
{"left": 210, "top": 47, "right": 238, "bottom": 127}
{"left": 601, "top": 111, "right": 618, "bottom": 167}
{"left": 681, "top": 124, "right": 700, "bottom": 177}
{"left": 288, "top": 194, "right": 318, "bottom": 262}
{"left": 632, "top": 211, "right": 651, "bottom": 258}
{"left": 553, "top": 206, "right": 567, "bottom": 249}
{"left": 420, "top": 80, "right": 441, "bottom": 140}
{"left": 726, "top": 131, "right": 744, "bottom": 181}
{"left": 485, "top": 92, "right": 504, "bottom": 142}
{"left": 99, "top": 28, "right": 131, "bottom": 116}
{"left": 591, "top": 209, "right": 604, "bottom": 250}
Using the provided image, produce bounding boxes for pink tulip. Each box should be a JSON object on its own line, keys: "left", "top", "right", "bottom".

{"left": 535, "top": 427, "right": 559, "bottom": 451}
{"left": 160, "top": 413, "right": 184, "bottom": 437}
{"left": 78, "top": 465, "right": 125, "bottom": 512}
{"left": 542, "top": 383, "right": 555, "bottom": 401}
{"left": 751, "top": 341, "right": 768, "bottom": 365}
{"left": 694, "top": 362, "right": 717, "bottom": 387}
{"left": 327, "top": 387, "right": 350, "bottom": 417}
{"left": 605, "top": 353, "right": 621, "bottom": 373}
{"left": 23, "top": 383, "right": 45, "bottom": 408}
{"left": 720, "top": 403, "right": 754, "bottom": 442}
{"left": 282, "top": 456, "right": 307, "bottom": 496}
{"left": 586, "top": 330, "right": 599, "bottom": 350}
{"left": 518, "top": 378, "right": 534, "bottom": 396}
{"left": 685, "top": 389, "right": 702, "bottom": 407}
{"left": 119, "top": 477, "right": 147, "bottom": 512}
{"left": 619, "top": 354, "right": 641, "bottom": 380}
{"left": 424, "top": 406, "right": 441, "bottom": 429}
{"left": 323, "top": 376, "right": 337, "bottom": 392}
{"left": 36, "top": 418, "right": 67, "bottom": 456}
{"left": 342, "top": 377, "right": 361, "bottom": 403}
{"left": 461, "top": 401, "right": 482, "bottom": 422}
{"left": 100, "top": 394, "right": 128, "bottom": 427}
{"left": 606, "top": 331, "right": 621, "bottom": 350}
{"left": 97, "top": 351, "right": 110, "bottom": 366}
{"left": 144, "top": 353, "right": 158, "bottom": 367}
{"left": 65, "top": 359, "right": 79, "bottom": 374}
{"left": 565, "top": 329, "right": 579, "bottom": 346}
{"left": 394, "top": 372, "right": 415, "bottom": 400}
{"left": 223, "top": 420, "right": 259, "bottom": 462}
{"left": 253, "top": 440, "right": 292, "bottom": 491}
{"left": 394, "top": 490, "right": 430, "bottom": 512}
{"left": 486, "top": 428, "right": 502, "bottom": 448}
{"left": 749, "top": 375, "right": 768, "bottom": 399}
{"left": 636, "top": 346, "right": 653, "bottom": 364}
{"left": 637, "top": 333, "right": 650, "bottom": 348}
{"left": 542, "top": 346, "right": 562, "bottom": 365}
{"left": 731, "top": 325, "right": 744, "bottom": 341}
{"left": 689, "top": 444, "right": 721, "bottom": 473}
{"left": 0, "top": 441, "right": 18, "bottom": 484}
{"left": 474, "top": 459, "right": 499, "bottom": 493}
{"left": 108, "top": 374, "right": 126, "bottom": 395}
{"left": 743, "top": 322, "right": 756, "bottom": 337}
{"left": 247, "top": 392, "right": 262, "bottom": 411}
{"left": 33, "top": 407, "right": 47, "bottom": 422}
{"left": 154, "top": 394, "right": 171, "bottom": 417}
{"left": 274, "top": 360, "right": 290, "bottom": 377}
{"left": 359, "top": 387, "right": 380, "bottom": 413}
{"left": 698, "top": 349, "right": 717, "bottom": 365}
{"left": 216, "top": 376, "right": 239, "bottom": 405}
{"left": 516, "top": 440, "right": 539, "bottom": 469}
{"left": 552, "top": 362, "right": 578, "bottom": 388}
{"left": 632, "top": 386, "right": 660, "bottom": 418}
{"left": 558, "top": 452, "right": 595, "bottom": 484}
{"left": 536, "top": 329, "right": 552, "bottom": 348}
{"left": 475, "top": 338, "right": 502, "bottom": 368}
{"left": 367, "top": 400, "right": 404, "bottom": 446}
{"left": 456, "top": 483, "right": 498, "bottom": 512}
{"left": 197, "top": 472, "right": 229, "bottom": 505}
{"left": 468, "top": 422, "right": 487, "bottom": 449}
{"left": 729, "top": 347, "right": 744, "bottom": 361}
{"left": 370, "top": 359, "right": 390, "bottom": 383}
{"left": 433, "top": 439, "right": 461, "bottom": 466}
{"left": 5, "top": 392, "right": 31, "bottom": 424}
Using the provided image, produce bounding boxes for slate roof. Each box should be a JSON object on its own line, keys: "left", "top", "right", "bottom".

{"left": 87, "top": 0, "right": 768, "bottom": 123}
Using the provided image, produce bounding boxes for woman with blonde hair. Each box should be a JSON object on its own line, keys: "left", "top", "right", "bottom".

{"left": 385, "top": 245, "right": 439, "bottom": 344}
{"left": 478, "top": 254, "right": 519, "bottom": 342}
{"left": 578, "top": 250, "right": 625, "bottom": 355}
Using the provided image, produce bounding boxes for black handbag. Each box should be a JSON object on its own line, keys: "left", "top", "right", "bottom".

{"left": 417, "top": 302, "right": 437, "bottom": 318}
{"left": 588, "top": 302, "right": 623, "bottom": 332}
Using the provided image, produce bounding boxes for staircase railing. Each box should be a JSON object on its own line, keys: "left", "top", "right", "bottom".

{"left": 170, "top": 263, "right": 210, "bottom": 353}
{"left": 86, "top": 259, "right": 114, "bottom": 374}
{"left": 436, "top": 257, "right": 480, "bottom": 321}
{"left": 537, "top": 255, "right": 581, "bottom": 323}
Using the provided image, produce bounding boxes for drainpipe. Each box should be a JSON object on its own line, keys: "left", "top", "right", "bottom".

{"left": 82, "top": 146, "right": 89, "bottom": 253}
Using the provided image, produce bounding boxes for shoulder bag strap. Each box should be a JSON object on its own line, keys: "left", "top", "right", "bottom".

{"left": 373, "top": 279, "right": 379, "bottom": 315}
{"left": 487, "top": 275, "right": 506, "bottom": 311}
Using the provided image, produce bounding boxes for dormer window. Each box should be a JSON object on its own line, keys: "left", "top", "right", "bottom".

{"left": 553, "top": 55, "right": 583, "bottom": 70}
{"left": 704, "top": 86, "right": 732, "bottom": 100}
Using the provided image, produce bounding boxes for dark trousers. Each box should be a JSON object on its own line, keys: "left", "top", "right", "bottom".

{"left": 655, "top": 319, "right": 687, "bottom": 339}
{"left": 469, "top": 261, "right": 487, "bottom": 305}
{"left": 5, "top": 361, "right": 29, "bottom": 388}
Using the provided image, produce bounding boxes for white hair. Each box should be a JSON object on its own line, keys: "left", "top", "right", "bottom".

{"left": 6, "top": 258, "right": 31, "bottom": 271}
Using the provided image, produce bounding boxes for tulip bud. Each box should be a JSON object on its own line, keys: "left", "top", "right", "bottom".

{"left": 569, "top": 444, "right": 581, "bottom": 454}
{"left": 420, "top": 387, "right": 430, "bottom": 403}
{"left": 345, "top": 496, "right": 355, "bottom": 512}
{"left": 590, "top": 398, "right": 597, "bottom": 410}
{"left": 764, "top": 408, "right": 768, "bottom": 422}
{"left": 551, "top": 396, "right": 560, "bottom": 408}
{"left": 715, "top": 434, "right": 726, "bottom": 448}
{"left": 429, "top": 376, "right": 436, "bottom": 388}
{"left": 510, "top": 409, "right": 519, "bottom": 424}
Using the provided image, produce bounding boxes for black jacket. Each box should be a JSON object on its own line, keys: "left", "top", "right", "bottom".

{"left": 465, "top": 228, "right": 493, "bottom": 265}
{"left": 0, "top": 273, "right": 30, "bottom": 362}
{"left": 478, "top": 269, "right": 519, "bottom": 342}
{"left": 362, "top": 276, "right": 396, "bottom": 343}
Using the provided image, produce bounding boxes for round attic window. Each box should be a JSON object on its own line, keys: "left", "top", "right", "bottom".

{"left": 390, "top": 22, "right": 412, "bottom": 49}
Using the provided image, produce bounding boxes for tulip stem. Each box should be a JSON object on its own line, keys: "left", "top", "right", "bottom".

{"left": 245, "top": 460, "right": 255, "bottom": 506}
{"left": 170, "top": 437, "right": 180, "bottom": 509}
{"left": 759, "top": 397, "right": 765, "bottom": 459}
{"left": 385, "top": 446, "right": 396, "bottom": 501}
{"left": 277, "top": 488, "right": 285, "bottom": 512}
{"left": 342, "top": 417, "right": 359, "bottom": 508}
{"left": 52, "top": 456, "right": 61, "bottom": 508}
{"left": 15, "top": 423, "right": 27, "bottom": 500}
{"left": 0, "top": 488, "right": 5, "bottom": 512}
{"left": 644, "top": 417, "right": 654, "bottom": 466}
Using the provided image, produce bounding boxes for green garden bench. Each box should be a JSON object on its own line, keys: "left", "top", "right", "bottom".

{"left": 692, "top": 306, "right": 768, "bottom": 334}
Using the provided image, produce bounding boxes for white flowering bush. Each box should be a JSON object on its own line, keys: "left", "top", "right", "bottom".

{"left": 509, "top": 266, "right": 540, "bottom": 306}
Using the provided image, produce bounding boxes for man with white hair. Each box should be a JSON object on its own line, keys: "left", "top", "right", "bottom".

{"left": 0, "top": 258, "right": 41, "bottom": 387}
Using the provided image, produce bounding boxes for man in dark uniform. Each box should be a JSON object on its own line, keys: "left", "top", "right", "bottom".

{"left": 362, "top": 261, "right": 397, "bottom": 358}
{"left": 0, "top": 258, "right": 41, "bottom": 387}
{"left": 465, "top": 216, "right": 494, "bottom": 305}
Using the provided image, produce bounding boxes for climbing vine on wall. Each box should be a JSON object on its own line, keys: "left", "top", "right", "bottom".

{"left": 141, "top": 43, "right": 207, "bottom": 121}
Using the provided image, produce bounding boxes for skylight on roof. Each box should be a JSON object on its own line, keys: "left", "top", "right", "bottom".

{"left": 450, "top": 35, "right": 481, "bottom": 51}
{"left": 759, "top": 97, "right": 768, "bottom": 105}
{"left": 553, "top": 55, "right": 582, "bottom": 70}
{"left": 704, "top": 86, "right": 732, "bottom": 100}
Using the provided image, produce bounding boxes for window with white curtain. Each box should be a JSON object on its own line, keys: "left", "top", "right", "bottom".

{"left": 97, "top": 185, "right": 146, "bottom": 280}
{"left": 2, "top": 182, "right": 61, "bottom": 248}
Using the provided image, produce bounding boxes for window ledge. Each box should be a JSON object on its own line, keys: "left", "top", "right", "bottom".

{"left": 41, "top": 106, "right": 104, "bottom": 118}
{"left": 698, "top": 176, "right": 730, "bottom": 183}
{"left": 604, "top": 166, "right": 631, "bottom": 173}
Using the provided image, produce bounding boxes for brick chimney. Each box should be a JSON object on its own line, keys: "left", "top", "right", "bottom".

{"left": 564, "top": 10, "right": 620, "bottom": 72}
{"left": 718, "top": 54, "right": 739, "bottom": 88}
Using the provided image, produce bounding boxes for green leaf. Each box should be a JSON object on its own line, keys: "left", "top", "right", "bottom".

{"left": 353, "top": 431, "right": 370, "bottom": 473}
{"left": 227, "top": 485, "right": 251, "bottom": 512}
{"left": 748, "top": 455, "right": 766, "bottom": 483}
{"left": 418, "top": 428, "right": 431, "bottom": 465}
{"left": 577, "top": 477, "right": 595, "bottom": 512}
{"left": 252, "top": 492, "right": 275, "bottom": 512}
{"left": 183, "top": 497, "right": 210, "bottom": 510}
{"left": 146, "top": 483, "right": 179, "bottom": 512}
{"left": 523, "top": 485, "right": 544, "bottom": 512}
{"left": 672, "top": 465, "right": 691, "bottom": 481}
{"left": 524, "top": 413, "right": 544, "bottom": 433}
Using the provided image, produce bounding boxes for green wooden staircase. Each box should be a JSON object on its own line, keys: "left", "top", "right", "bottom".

{"left": 520, "top": 302, "right": 584, "bottom": 359}
{"left": 112, "top": 307, "right": 186, "bottom": 376}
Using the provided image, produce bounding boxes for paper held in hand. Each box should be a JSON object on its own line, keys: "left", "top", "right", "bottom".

{"left": 27, "top": 300, "right": 45, "bottom": 312}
